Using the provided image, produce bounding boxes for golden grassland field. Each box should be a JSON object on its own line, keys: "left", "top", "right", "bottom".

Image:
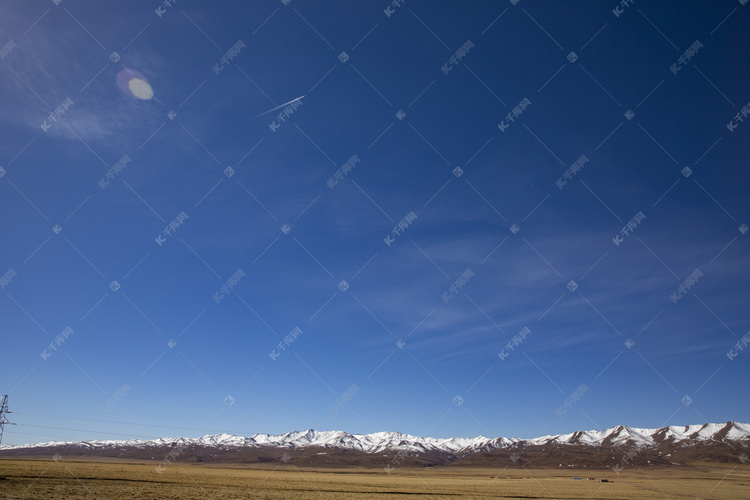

{"left": 1, "top": 458, "right": 749, "bottom": 499}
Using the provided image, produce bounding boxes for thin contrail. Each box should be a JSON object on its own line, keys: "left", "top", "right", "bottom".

{"left": 249, "top": 95, "right": 306, "bottom": 120}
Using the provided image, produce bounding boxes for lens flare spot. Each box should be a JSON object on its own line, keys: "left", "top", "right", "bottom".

{"left": 128, "top": 78, "right": 153, "bottom": 100}
{"left": 116, "top": 69, "right": 154, "bottom": 100}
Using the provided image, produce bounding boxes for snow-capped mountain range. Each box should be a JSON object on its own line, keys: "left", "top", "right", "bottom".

{"left": 6, "top": 421, "right": 750, "bottom": 457}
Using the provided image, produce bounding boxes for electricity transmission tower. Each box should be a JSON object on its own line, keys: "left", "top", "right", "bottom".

{"left": 0, "top": 395, "right": 13, "bottom": 446}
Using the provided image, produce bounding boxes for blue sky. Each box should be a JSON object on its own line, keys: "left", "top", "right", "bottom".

{"left": 1, "top": 0, "right": 749, "bottom": 446}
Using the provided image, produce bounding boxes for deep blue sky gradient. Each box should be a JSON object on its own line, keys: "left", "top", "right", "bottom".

{"left": 1, "top": 0, "right": 749, "bottom": 446}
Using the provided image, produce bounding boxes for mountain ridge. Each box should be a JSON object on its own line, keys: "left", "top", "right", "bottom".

{"left": 4, "top": 421, "right": 749, "bottom": 458}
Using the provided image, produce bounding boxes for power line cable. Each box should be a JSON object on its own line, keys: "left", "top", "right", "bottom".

{"left": 14, "top": 412, "right": 252, "bottom": 436}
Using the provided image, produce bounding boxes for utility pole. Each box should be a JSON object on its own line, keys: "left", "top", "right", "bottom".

{"left": 0, "top": 395, "right": 13, "bottom": 447}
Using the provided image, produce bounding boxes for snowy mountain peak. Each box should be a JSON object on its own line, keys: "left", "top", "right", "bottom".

{"left": 4, "top": 421, "right": 748, "bottom": 456}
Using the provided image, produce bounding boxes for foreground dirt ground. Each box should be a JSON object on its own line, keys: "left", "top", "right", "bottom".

{"left": 1, "top": 458, "right": 748, "bottom": 499}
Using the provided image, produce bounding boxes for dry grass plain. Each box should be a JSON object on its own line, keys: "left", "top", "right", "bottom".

{"left": 1, "top": 458, "right": 748, "bottom": 499}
